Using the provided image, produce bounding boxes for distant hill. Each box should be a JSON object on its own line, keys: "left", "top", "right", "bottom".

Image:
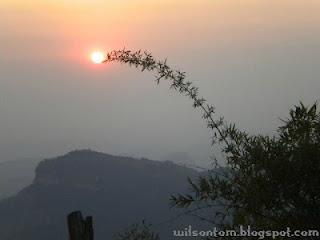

{"left": 164, "top": 152, "right": 207, "bottom": 171}
{"left": 0, "top": 150, "right": 201, "bottom": 240}
{"left": 0, "top": 159, "right": 40, "bottom": 200}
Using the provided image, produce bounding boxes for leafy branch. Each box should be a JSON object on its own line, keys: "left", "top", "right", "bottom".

{"left": 105, "top": 49, "right": 320, "bottom": 231}
{"left": 104, "top": 49, "right": 243, "bottom": 167}
{"left": 103, "top": 49, "right": 249, "bottom": 225}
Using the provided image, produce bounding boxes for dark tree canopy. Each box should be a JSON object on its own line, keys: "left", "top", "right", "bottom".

{"left": 105, "top": 49, "right": 320, "bottom": 234}
{"left": 172, "top": 102, "right": 320, "bottom": 230}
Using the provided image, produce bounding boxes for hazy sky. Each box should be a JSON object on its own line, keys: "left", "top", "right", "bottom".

{"left": 1, "top": 0, "right": 320, "bottom": 166}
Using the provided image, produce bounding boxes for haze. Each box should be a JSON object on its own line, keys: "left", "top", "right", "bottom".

{"left": 1, "top": 0, "right": 319, "bottom": 166}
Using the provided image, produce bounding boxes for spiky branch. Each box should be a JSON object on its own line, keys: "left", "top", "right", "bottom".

{"left": 104, "top": 49, "right": 239, "bottom": 163}
{"left": 103, "top": 49, "right": 247, "bottom": 225}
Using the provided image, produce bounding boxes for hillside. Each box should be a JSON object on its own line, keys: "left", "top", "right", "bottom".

{"left": 0, "top": 150, "right": 200, "bottom": 240}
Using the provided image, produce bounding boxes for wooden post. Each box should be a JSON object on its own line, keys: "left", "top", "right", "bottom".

{"left": 67, "top": 211, "right": 94, "bottom": 240}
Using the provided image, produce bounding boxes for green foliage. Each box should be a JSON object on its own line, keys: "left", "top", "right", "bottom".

{"left": 105, "top": 49, "right": 320, "bottom": 231}
{"left": 114, "top": 221, "right": 160, "bottom": 240}
{"left": 171, "top": 103, "right": 320, "bottom": 229}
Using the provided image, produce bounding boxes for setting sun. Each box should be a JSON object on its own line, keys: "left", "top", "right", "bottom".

{"left": 90, "top": 51, "right": 105, "bottom": 64}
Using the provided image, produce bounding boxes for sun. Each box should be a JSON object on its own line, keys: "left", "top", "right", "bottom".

{"left": 90, "top": 51, "right": 105, "bottom": 64}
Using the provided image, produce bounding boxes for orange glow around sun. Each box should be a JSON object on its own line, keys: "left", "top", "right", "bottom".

{"left": 90, "top": 51, "right": 105, "bottom": 64}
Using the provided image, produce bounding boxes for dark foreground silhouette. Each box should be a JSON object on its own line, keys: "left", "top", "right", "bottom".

{"left": 0, "top": 150, "right": 200, "bottom": 240}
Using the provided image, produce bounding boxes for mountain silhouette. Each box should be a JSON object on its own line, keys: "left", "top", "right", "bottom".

{"left": 0, "top": 150, "right": 200, "bottom": 240}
